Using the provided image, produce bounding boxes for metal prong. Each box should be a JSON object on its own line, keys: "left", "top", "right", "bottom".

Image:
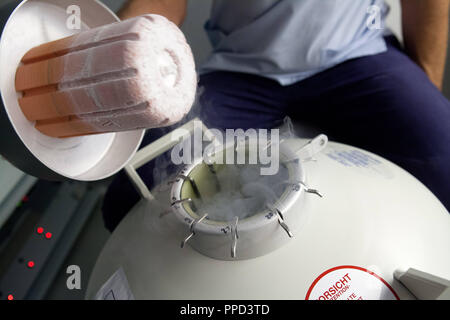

{"left": 231, "top": 216, "right": 239, "bottom": 258}
{"left": 278, "top": 180, "right": 323, "bottom": 198}
{"left": 298, "top": 181, "right": 323, "bottom": 198}
{"left": 181, "top": 213, "right": 208, "bottom": 248}
{"left": 265, "top": 204, "right": 293, "bottom": 238}
{"left": 162, "top": 198, "right": 197, "bottom": 218}
{"left": 181, "top": 233, "right": 194, "bottom": 248}
{"left": 276, "top": 210, "right": 293, "bottom": 238}
{"left": 171, "top": 197, "right": 198, "bottom": 212}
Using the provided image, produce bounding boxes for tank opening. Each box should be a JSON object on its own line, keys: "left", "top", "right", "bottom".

{"left": 179, "top": 140, "right": 291, "bottom": 223}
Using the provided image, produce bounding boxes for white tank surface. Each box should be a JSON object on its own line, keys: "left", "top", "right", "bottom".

{"left": 86, "top": 125, "right": 450, "bottom": 300}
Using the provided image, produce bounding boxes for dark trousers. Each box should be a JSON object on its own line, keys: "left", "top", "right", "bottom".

{"left": 102, "top": 36, "right": 450, "bottom": 232}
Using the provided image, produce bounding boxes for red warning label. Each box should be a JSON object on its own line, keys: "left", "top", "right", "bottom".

{"left": 305, "top": 265, "right": 399, "bottom": 300}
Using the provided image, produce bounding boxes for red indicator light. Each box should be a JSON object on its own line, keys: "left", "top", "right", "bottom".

{"left": 27, "top": 261, "right": 35, "bottom": 268}
{"left": 37, "top": 227, "right": 44, "bottom": 234}
{"left": 7, "top": 294, "right": 13, "bottom": 300}
{"left": 45, "top": 232, "right": 52, "bottom": 239}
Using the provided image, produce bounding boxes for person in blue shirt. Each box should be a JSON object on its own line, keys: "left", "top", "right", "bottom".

{"left": 102, "top": 0, "right": 450, "bottom": 232}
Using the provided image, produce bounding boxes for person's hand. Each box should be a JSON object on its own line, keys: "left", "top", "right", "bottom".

{"left": 422, "top": 64, "right": 445, "bottom": 91}
{"left": 118, "top": 0, "right": 187, "bottom": 26}
{"left": 401, "top": 0, "right": 449, "bottom": 91}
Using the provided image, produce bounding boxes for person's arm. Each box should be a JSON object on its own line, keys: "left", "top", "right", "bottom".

{"left": 118, "top": 0, "right": 187, "bottom": 26}
{"left": 401, "top": 0, "right": 449, "bottom": 90}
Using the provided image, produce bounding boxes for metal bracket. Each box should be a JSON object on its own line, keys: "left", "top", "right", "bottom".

{"left": 278, "top": 180, "right": 323, "bottom": 198}
{"left": 266, "top": 204, "right": 293, "bottom": 238}
{"left": 298, "top": 181, "right": 323, "bottom": 198}
{"left": 124, "top": 118, "right": 213, "bottom": 201}
{"left": 231, "top": 216, "right": 239, "bottom": 258}
{"left": 181, "top": 213, "right": 208, "bottom": 248}
{"left": 277, "top": 209, "right": 293, "bottom": 238}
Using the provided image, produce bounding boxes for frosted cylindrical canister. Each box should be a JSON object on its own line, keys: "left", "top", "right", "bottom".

{"left": 15, "top": 14, "right": 197, "bottom": 138}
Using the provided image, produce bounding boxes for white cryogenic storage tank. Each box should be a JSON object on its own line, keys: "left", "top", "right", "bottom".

{"left": 86, "top": 119, "right": 450, "bottom": 300}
